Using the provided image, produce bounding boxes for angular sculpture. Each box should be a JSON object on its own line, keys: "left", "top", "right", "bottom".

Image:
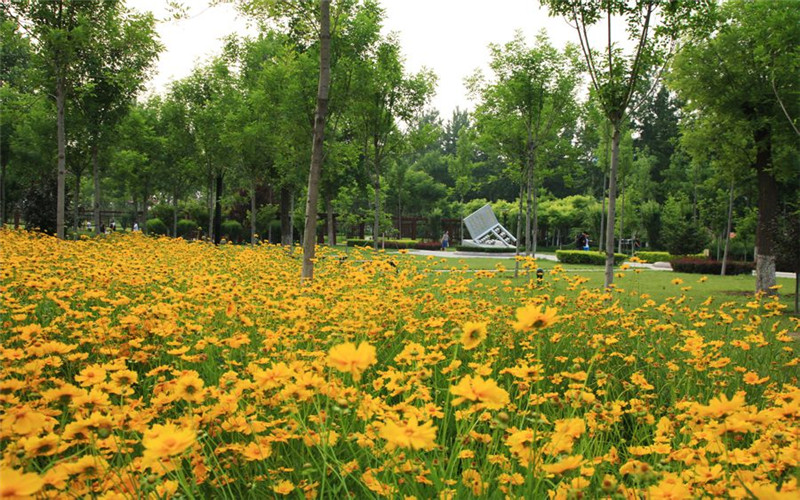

{"left": 462, "top": 204, "right": 517, "bottom": 248}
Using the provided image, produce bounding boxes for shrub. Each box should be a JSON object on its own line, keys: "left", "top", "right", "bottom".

{"left": 634, "top": 251, "right": 707, "bottom": 263}
{"left": 346, "top": 239, "right": 419, "bottom": 249}
{"left": 221, "top": 220, "right": 244, "bottom": 243}
{"left": 176, "top": 219, "right": 200, "bottom": 239}
{"left": 455, "top": 245, "right": 516, "bottom": 253}
{"left": 671, "top": 258, "right": 754, "bottom": 275}
{"left": 414, "top": 241, "right": 442, "bottom": 250}
{"left": 556, "top": 250, "right": 626, "bottom": 265}
{"left": 146, "top": 218, "right": 168, "bottom": 236}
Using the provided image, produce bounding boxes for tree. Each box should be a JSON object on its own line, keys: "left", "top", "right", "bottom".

{"left": 301, "top": 0, "right": 331, "bottom": 280}
{"left": 540, "top": 0, "right": 714, "bottom": 288}
{"left": 4, "top": 0, "right": 131, "bottom": 238}
{"left": 669, "top": 0, "right": 800, "bottom": 293}
{"left": 469, "top": 32, "right": 580, "bottom": 275}
{"left": 75, "top": 5, "right": 160, "bottom": 235}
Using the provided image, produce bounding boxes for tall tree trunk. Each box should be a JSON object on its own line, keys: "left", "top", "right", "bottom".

{"left": 142, "top": 180, "right": 150, "bottom": 235}
{"left": 514, "top": 182, "right": 524, "bottom": 278}
{"left": 251, "top": 179, "right": 257, "bottom": 245}
{"left": 92, "top": 145, "right": 101, "bottom": 235}
{"left": 532, "top": 174, "right": 539, "bottom": 255}
{"left": 326, "top": 193, "right": 335, "bottom": 246}
{"left": 73, "top": 168, "right": 80, "bottom": 234}
{"left": 56, "top": 76, "right": 66, "bottom": 239}
{"left": 604, "top": 126, "right": 621, "bottom": 288}
{"left": 280, "top": 186, "right": 292, "bottom": 246}
{"left": 372, "top": 153, "right": 381, "bottom": 250}
{"left": 754, "top": 128, "right": 777, "bottom": 294}
{"left": 0, "top": 157, "right": 6, "bottom": 227}
{"left": 301, "top": 0, "right": 331, "bottom": 280}
{"left": 207, "top": 170, "right": 214, "bottom": 241}
{"left": 172, "top": 190, "right": 179, "bottom": 237}
{"left": 618, "top": 179, "right": 625, "bottom": 254}
{"left": 525, "top": 163, "right": 532, "bottom": 256}
{"left": 599, "top": 174, "right": 606, "bottom": 250}
{"left": 721, "top": 179, "right": 734, "bottom": 276}
{"left": 213, "top": 173, "right": 222, "bottom": 245}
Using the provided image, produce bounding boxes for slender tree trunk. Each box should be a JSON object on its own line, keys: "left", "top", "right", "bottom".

{"left": 0, "top": 158, "right": 6, "bottom": 227}
{"left": 251, "top": 179, "right": 257, "bottom": 245}
{"left": 92, "top": 144, "right": 101, "bottom": 235}
{"left": 172, "top": 191, "right": 178, "bottom": 237}
{"left": 207, "top": 170, "right": 214, "bottom": 241}
{"left": 604, "top": 126, "right": 621, "bottom": 288}
{"left": 56, "top": 76, "right": 67, "bottom": 239}
{"left": 754, "top": 128, "right": 777, "bottom": 294}
{"left": 514, "top": 182, "right": 524, "bottom": 278}
{"left": 372, "top": 153, "right": 381, "bottom": 250}
{"left": 213, "top": 173, "right": 222, "bottom": 245}
{"left": 280, "top": 186, "right": 291, "bottom": 245}
{"left": 525, "top": 164, "right": 532, "bottom": 256}
{"left": 326, "top": 194, "right": 335, "bottom": 246}
{"left": 532, "top": 174, "right": 539, "bottom": 255}
{"left": 142, "top": 180, "right": 150, "bottom": 235}
{"left": 73, "top": 168, "right": 80, "bottom": 234}
{"left": 301, "top": 0, "right": 331, "bottom": 280}
{"left": 721, "top": 180, "right": 734, "bottom": 276}
{"left": 618, "top": 179, "right": 625, "bottom": 254}
{"left": 599, "top": 174, "right": 606, "bottom": 250}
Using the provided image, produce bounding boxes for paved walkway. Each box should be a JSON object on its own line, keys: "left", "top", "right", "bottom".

{"left": 408, "top": 250, "right": 796, "bottom": 278}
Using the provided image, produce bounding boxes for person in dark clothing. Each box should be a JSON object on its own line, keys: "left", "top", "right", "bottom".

{"left": 576, "top": 232, "right": 586, "bottom": 249}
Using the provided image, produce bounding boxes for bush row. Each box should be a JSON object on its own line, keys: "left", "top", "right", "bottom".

{"left": 556, "top": 250, "right": 627, "bottom": 265}
{"left": 670, "top": 258, "right": 754, "bottom": 275}
{"left": 346, "top": 239, "right": 440, "bottom": 250}
{"left": 634, "top": 251, "right": 706, "bottom": 263}
{"left": 455, "top": 245, "right": 516, "bottom": 253}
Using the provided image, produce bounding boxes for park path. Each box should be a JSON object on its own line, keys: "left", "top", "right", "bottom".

{"left": 408, "top": 249, "right": 796, "bottom": 278}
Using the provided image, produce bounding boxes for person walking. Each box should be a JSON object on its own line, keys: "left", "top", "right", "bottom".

{"left": 582, "top": 232, "right": 590, "bottom": 251}
{"left": 441, "top": 231, "right": 450, "bottom": 251}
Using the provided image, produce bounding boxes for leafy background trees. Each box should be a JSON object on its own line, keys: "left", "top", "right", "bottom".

{"left": 1, "top": 0, "right": 797, "bottom": 289}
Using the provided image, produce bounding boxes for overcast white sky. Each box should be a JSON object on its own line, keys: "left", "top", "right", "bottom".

{"left": 131, "top": 1, "right": 611, "bottom": 118}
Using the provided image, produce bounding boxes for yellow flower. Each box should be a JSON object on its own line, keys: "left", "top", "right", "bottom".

{"left": 379, "top": 416, "right": 437, "bottom": 450}
{"left": 513, "top": 304, "right": 559, "bottom": 331}
{"left": 450, "top": 375, "right": 510, "bottom": 410}
{"left": 460, "top": 321, "right": 488, "bottom": 350}
{"left": 541, "top": 454, "right": 585, "bottom": 475}
{"left": 74, "top": 364, "right": 107, "bottom": 387}
{"left": 174, "top": 371, "right": 206, "bottom": 403}
{"left": 462, "top": 469, "right": 485, "bottom": 495}
{"left": 327, "top": 341, "right": 377, "bottom": 381}
{"left": 0, "top": 467, "right": 44, "bottom": 499}
{"left": 142, "top": 423, "right": 196, "bottom": 459}
{"left": 671, "top": 278, "right": 683, "bottom": 285}
{"left": 272, "top": 480, "right": 294, "bottom": 495}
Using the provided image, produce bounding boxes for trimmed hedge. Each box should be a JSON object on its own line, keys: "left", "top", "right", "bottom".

{"left": 346, "top": 239, "right": 444, "bottom": 250}
{"left": 670, "top": 258, "right": 754, "bottom": 275}
{"left": 556, "top": 250, "right": 626, "bottom": 265}
{"left": 221, "top": 220, "right": 244, "bottom": 242}
{"left": 176, "top": 219, "right": 200, "bottom": 239}
{"left": 146, "top": 218, "right": 168, "bottom": 236}
{"left": 634, "top": 251, "right": 706, "bottom": 263}
{"left": 455, "top": 245, "right": 516, "bottom": 253}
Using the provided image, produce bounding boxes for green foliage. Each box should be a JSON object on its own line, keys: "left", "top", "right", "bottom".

{"left": 146, "top": 218, "right": 168, "bottom": 236}
{"left": 671, "top": 258, "right": 753, "bottom": 276}
{"left": 556, "top": 250, "right": 626, "bottom": 266}
{"left": 634, "top": 251, "right": 705, "bottom": 263}
{"left": 221, "top": 220, "right": 244, "bottom": 242}
{"left": 150, "top": 204, "right": 175, "bottom": 225}
{"left": 176, "top": 219, "right": 199, "bottom": 239}
{"left": 661, "top": 197, "right": 708, "bottom": 256}
{"left": 639, "top": 200, "right": 662, "bottom": 249}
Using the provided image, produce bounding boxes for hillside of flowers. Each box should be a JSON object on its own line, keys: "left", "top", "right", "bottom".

{"left": 1, "top": 229, "right": 798, "bottom": 499}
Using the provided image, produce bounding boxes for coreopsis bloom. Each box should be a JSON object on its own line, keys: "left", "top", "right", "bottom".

{"left": 74, "top": 364, "right": 107, "bottom": 387}
{"left": 0, "top": 467, "right": 44, "bottom": 498}
{"left": 142, "top": 423, "right": 196, "bottom": 459}
{"left": 273, "top": 480, "right": 294, "bottom": 495}
{"left": 541, "top": 454, "right": 585, "bottom": 475}
{"left": 450, "top": 375, "right": 509, "bottom": 410}
{"left": 174, "top": 372, "right": 205, "bottom": 403}
{"left": 460, "top": 321, "right": 488, "bottom": 350}
{"left": 513, "top": 304, "right": 559, "bottom": 331}
{"left": 327, "top": 341, "right": 377, "bottom": 381}
{"left": 462, "top": 469, "right": 485, "bottom": 495}
{"left": 379, "top": 416, "right": 437, "bottom": 450}
{"left": 506, "top": 428, "right": 538, "bottom": 467}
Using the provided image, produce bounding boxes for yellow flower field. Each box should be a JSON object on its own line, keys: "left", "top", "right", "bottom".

{"left": 1, "top": 229, "right": 798, "bottom": 499}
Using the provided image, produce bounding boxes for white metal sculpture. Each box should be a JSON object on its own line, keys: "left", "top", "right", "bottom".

{"left": 462, "top": 204, "right": 516, "bottom": 248}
